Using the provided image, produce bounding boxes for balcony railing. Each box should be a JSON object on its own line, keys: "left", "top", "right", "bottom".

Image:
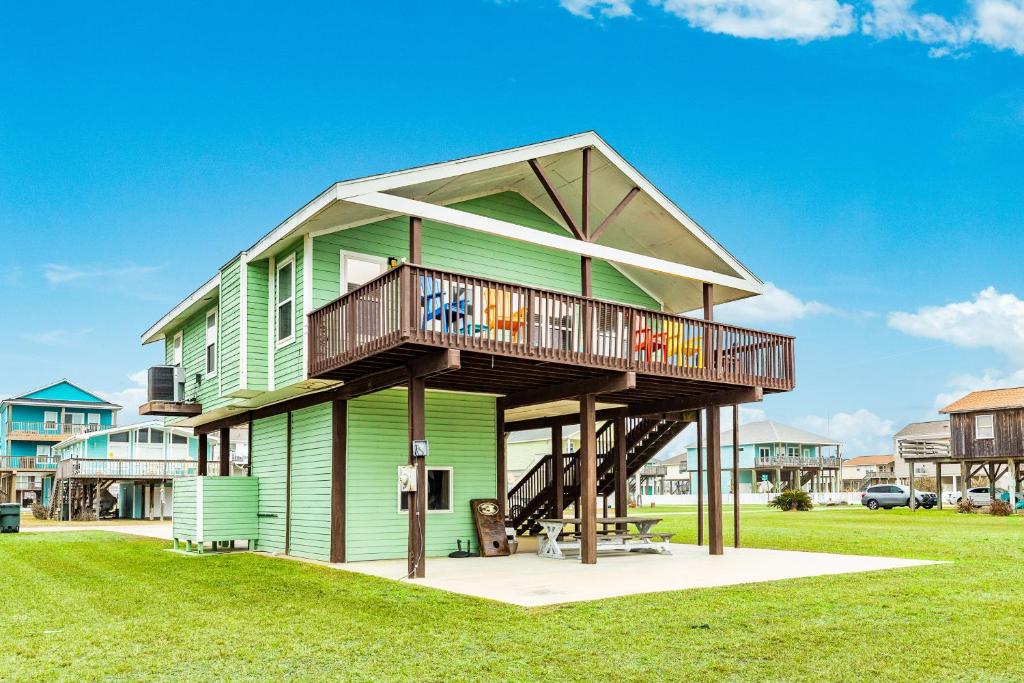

{"left": 309, "top": 264, "right": 795, "bottom": 390}
{"left": 756, "top": 455, "right": 840, "bottom": 468}
{"left": 5, "top": 421, "right": 108, "bottom": 439}
{"left": 56, "top": 458, "right": 200, "bottom": 480}
{"left": 0, "top": 456, "right": 59, "bottom": 470}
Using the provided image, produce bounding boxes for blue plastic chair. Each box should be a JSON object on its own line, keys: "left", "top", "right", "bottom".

{"left": 419, "top": 276, "right": 468, "bottom": 333}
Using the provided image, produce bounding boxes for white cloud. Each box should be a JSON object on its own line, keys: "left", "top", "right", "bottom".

{"left": 933, "top": 367, "right": 1024, "bottom": 412}
{"left": 560, "top": 0, "right": 634, "bottom": 18}
{"left": 888, "top": 287, "right": 1024, "bottom": 361}
{"left": 43, "top": 263, "right": 161, "bottom": 287}
{"left": 96, "top": 370, "right": 149, "bottom": 424}
{"left": 22, "top": 328, "right": 94, "bottom": 347}
{"left": 797, "top": 409, "right": 895, "bottom": 455}
{"left": 863, "top": 0, "right": 972, "bottom": 47}
{"left": 714, "top": 282, "right": 833, "bottom": 324}
{"left": 655, "top": 0, "right": 856, "bottom": 41}
{"left": 974, "top": 0, "right": 1024, "bottom": 54}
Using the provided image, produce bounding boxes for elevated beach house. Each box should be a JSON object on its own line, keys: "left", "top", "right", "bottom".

{"left": 0, "top": 379, "right": 120, "bottom": 507}
{"left": 139, "top": 132, "right": 795, "bottom": 572}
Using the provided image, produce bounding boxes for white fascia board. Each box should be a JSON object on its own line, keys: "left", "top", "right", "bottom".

{"left": 345, "top": 192, "right": 763, "bottom": 294}
{"left": 141, "top": 274, "right": 221, "bottom": 345}
{"left": 245, "top": 133, "right": 595, "bottom": 262}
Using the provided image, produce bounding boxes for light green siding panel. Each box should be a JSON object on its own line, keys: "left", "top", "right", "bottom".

{"left": 288, "top": 403, "right": 333, "bottom": 562}
{"left": 251, "top": 413, "right": 288, "bottom": 552}
{"left": 346, "top": 389, "right": 496, "bottom": 562}
{"left": 201, "top": 477, "right": 259, "bottom": 539}
{"left": 272, "top": 239, "right": 304, "bottom": 388}
{"left": 219, "top": 256, "right": 242, "bottom": 396}
{"left": 311, "top": 192, "right": 658, "bottom": 310}
{"left": 172, "top": 477, "right": 197, "bottom": 539}
{"left": 246, "top": 260, "right": 269, "bottom": 391}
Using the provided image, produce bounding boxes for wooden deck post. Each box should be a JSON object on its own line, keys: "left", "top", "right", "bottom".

{"left": 935, "top": 461, "right": 943, "bottom": 510}
{"left": 409, "top": 216, "right": 422, "bottom": 263}
{"left": 552, "top": 423, "right": 564, "bottom": 518}
{"left": 707, "top": 405, "right": 723, "bottom": 555}
{"left": 581, "top": 148, "right": 592, "bottom": 353}
{"left": 579, "top": 393, "right": 597, "bottom": 564}
{"left": 408, "top": 375, "right": 426, "bottom": 578}
{"left": 614, "top": 415, "right": 627, "bottom": 531}
{"left": 1008, "top": 459, "right": 1017, "bottom": 511}
{"left": 696, "top": 410, "right": 704, "bottom": 546}
{"left": 219, "top": 427, "right": 230, "bottom": 476}
{"left": 732, "top": 403, "right": 740, "bottom": 548}
{"left": 197, "top": 432, "right": 207, "bottom": 476}
{"left": 908, "top": 460, "right": 915, "bottom": 512}
{"left": 330, "top": 400, "right": 347, "bottom": 563}
{"left": 496, "top": 398, "right": 507, "bottom": 518}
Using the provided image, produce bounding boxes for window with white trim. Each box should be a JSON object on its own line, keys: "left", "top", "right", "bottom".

{"left": 276, "top": 256, "right": 295, "bottom": 346}
{"left": 399, "top": 467, "right": 453, "bottom": 513}
{"left": 43, "top": 411, "right": 58, "bottom": 430}
{"left": 205, "top": 309, "right": 218, "bottom": 377}
{"left": 172, "top": 331, "right": 183, "bottom": 366}
{"left": 340, "top": 251, "right": 386, "bottom": 294}
{"left": 975, "top": 414, "right": 994, "bottom": 439}
{"left": 35, "top": 445, "right": 51, "bottom": 458}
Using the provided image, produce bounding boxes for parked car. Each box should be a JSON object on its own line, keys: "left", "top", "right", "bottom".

{"left": 954, "top": 487, "right": 1008, "bottom": 507}
{"left": 861, "top": 484, "right": 937, "bottom": 510}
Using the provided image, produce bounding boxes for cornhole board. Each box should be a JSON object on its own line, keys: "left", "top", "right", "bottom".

{"left": 470, "top": 498, "right": 510, "bottom": 557}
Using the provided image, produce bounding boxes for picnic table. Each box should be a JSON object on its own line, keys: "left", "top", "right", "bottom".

{"left": 537, "top": 517, "right": 674, "bottom": 559}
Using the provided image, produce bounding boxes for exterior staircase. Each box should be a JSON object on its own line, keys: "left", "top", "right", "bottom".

{"left": 507, "top": 416, "right": 688, "bottom": 536}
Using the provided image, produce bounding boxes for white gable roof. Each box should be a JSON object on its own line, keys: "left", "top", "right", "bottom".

{"left": 687, "top": 420, "right": 841, "bottom": 448}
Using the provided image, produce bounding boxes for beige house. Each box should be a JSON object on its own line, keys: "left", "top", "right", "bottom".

{"left": 893, "top": 420, "right": 957, "bottom": 492}
{"left": 841, "top": 455, "right": 897, "bottom": 490}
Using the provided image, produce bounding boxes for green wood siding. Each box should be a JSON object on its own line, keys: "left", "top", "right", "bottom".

{"left": 252, "top": 413, "right": 288, "bottom": 552}
{"left": 311, "top": 191, "right": 658, "bottom": 310}
{"left": 346, "top": 389, "right": 496, "bottom": 562}
{"left": 172, "top": 477, "right": 197, "bottom": 540}
{"left": 218, "top": 256, "right": 242, "bottom": 396}
{"left": 272, "top": 239, "right": 304, "bottom": 388}
{"left": 246, "top": 259, "right": 269, "bottom": 391}
{"left": 202, "top": 477, "right": 259, "bottom": 541}
{"left": 175, "top": 303, "right": 230, "bottom": 411}
{"left": 288, "top": 403, "right": 333, "bottom": 561}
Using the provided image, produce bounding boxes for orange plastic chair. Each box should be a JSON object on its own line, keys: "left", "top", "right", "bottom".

{"left": 484, "top": 289, "right": 528, "bottom": 341}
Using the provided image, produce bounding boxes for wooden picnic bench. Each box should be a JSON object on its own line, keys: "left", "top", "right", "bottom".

{"left": 537, "top": 517, "right": 672, "bottom": 559}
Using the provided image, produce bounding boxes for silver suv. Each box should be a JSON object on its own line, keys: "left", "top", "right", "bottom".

{"left": 861, "top": 484, "right": 936, "bottom": 510}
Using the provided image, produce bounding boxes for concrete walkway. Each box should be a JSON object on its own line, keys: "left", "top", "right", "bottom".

{"left": 337, "top": 543, "right": 941, "bottom": 607}
{"left": 20, "top": 520, "right": 173, "bottom": 540}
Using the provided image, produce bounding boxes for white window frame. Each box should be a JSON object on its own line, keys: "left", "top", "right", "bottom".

{"left": 975, "top": 414, "right": 994, "bottom": 440}
{"left": 172, "top": 330, "right": 183, "bottom": 366}
{"left": 205, "top": 308, "right": 218, "bottom": 378}
{"left": 397, "top": 466, "right": 454, "bottom": 514}
{"left": 340, "top": 250, "right": 387, "bottom": 295}
{"left": 35, "top": 445, "right": 51, "bottom": 458}
{"left": 275, "top": 255, "right": 296, "bottom": 348}
{"left": 43, "top": 411, "right": 58, "bottom": 429}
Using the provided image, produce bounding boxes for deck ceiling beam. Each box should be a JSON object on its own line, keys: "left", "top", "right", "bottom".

{"left": 502, "top": 372, "right": 636, "bottom": 410}
{"left": 343, "top": 192, "right": 762, "bottom": 294}
{"left": 589, "top": 186, "right": 640, "bottom": 243}
{"left": 528, "top": 158, "right": 584, "bottom": 240}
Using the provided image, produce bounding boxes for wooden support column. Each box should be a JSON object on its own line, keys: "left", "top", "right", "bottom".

{"left": 409, "top": 216, "right": 422, "bottom": 263}
{"left": 197, "top": 432, "right": 208, "bottom": 476}
{"left": 707, "top": 405, "right": 723, "bottom": 555}
{"left": 496, "top": 399, "right": 507, "bottom": 517}
{"left": 614, "top": 415, "right": 627, "bottom": 532}
{"left": 960, "top": 460, "right": 968, "bottom": 504}
{"left": 219, "top": 427, "right": 230, "bottom": 476}
{"left": 552, "top": 424, "right": 564, "bottom": 518}
{"left": 908, "top": 460, "right": 915, "bottom": 512}
{"left": 408, "top": 376, "right": 426, "bottom": 578}
{"left": 1008, "top": 459, "right": 1017, "bottom": 510}
{"left": 696, "top": 410, "right": 704, "bottom": 546}
{"left": 579, "top": 393, "right": 597, "bottom": 565}
{"left": 732, "top": 404, "right": 740, "bottom": 548}
{"left": 330, "top": 400, "right": 347, "bottom": 564}
{"left": 936, "top": 461, "right": 943, "bottom": 510}
{"left": 581, "top": 148, "right": 592, "bottom": 353}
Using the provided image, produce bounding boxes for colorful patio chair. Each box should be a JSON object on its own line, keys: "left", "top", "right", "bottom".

{"left": 483, "top": 289, "right": 527, "bottom": 341}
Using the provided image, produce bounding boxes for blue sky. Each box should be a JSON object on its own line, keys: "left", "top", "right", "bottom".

{"left": 1, "top": 1, "right": 1022, "bottom": 454}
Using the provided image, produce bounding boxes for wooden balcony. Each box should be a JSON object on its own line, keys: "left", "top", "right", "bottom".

{"left": 308, "top": 264, "right": 795, "bottom": 404}
{"left": 5, "top": 421, "right": 107, "bottom": 441}
{"left": 756, "top": 455, "right": 841, "bottom": 469}
{"left": 55, "top": 458, "right": 200, "bottom": 480}
{"left": 0, "top": 456, "right": 58, "bottom": 471}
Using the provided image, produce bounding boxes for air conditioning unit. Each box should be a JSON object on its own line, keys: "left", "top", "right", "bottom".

{"left": 148, "top": 365, "right": 186, "bottom": 402}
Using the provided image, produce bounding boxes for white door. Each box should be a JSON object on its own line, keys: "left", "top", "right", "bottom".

{"left": 341, "top": 252, "right": 386, "bottom": 293}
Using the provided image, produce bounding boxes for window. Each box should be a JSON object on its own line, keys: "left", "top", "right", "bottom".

{"left": 136, "top": 428, "right": 165, "bottom": 444}
{"left": 399, "top": 467, "right": 453, "bottom": 513}
{"left": 172, "top": 331, "right": 183, "bottom": 366}
{"left": 787, "top": 446, "right": 799, "bottom": 458}
{"left": 35, "top": 445, "right": 51, "bottom": 458}
{"left": 87, "top": 414, "right": 100, "bottom": 432}
{"left": 975, "top": 414, "right": 994, "bottom": 439}
{"left": 341, "top": 252, "right": 385, "bottom": 294}
{"left": 171, "top": 434, "right": 188, "bottom": 445}
{"left": 109, "top": 431, "right": 129, "bottom": 443}
{"left": 205, "top": 308, "right": 218, "bottom": 377}
{"left": 43, "top": 411, "right": 58, "bottom": 429}
{"left": 276, "top": 256, "right": 295, "bottom": 345}
{"left": 758, "top": 447, "right": 770, "bottom": 459}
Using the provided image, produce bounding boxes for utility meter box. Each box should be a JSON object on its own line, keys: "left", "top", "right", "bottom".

{"left": 398, "top": 465, "right": 417, "bottom": 492}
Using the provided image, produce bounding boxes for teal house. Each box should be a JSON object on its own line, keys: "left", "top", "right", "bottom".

{"left": 684, "top": 420, "right": 842, "bottom": 495}
{"left": 0, "top": 379, "right": 120, "bottom": 507}
{"left": 140, "top": 132, "right": 796, "bottom": 567}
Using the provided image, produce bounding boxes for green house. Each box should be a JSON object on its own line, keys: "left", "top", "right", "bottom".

{"left": 140, "top": 132, "right": 795, "bottom": 568}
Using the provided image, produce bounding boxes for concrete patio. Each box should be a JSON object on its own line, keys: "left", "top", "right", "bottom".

{"left": 337, "top": 543, "right": 941, "bottom": 606}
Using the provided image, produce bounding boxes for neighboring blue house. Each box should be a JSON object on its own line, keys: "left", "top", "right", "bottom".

{"left": 683, "top": 420, "right": 843, "bottom": 495}
{"left": 0, "top": 379, "right": 121, "bottom": 507}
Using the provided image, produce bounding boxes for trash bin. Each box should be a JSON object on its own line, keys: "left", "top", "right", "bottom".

{"left": 0, "top": 503, "right": 20, "bottom": 533}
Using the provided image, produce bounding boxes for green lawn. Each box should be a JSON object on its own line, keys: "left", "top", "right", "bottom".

{"left": 3, "top": 508, "right": 1023, "bottom": 682}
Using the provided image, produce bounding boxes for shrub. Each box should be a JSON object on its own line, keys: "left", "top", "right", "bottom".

{"left": 769, "top": 488, "right": 813, "bottom": 512}
{"left": 31, "top": 501, "right": 48, "bottom": 520}
{"left": 990, "top": 499, "right": 1013, "bottom": 516}
{"left": 956, "top": 497, "right": 976, "bottom": 514}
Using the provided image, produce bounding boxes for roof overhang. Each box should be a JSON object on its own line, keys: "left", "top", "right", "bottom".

{"left": 141, "top": 273, "right": 220, "bottom": 345}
